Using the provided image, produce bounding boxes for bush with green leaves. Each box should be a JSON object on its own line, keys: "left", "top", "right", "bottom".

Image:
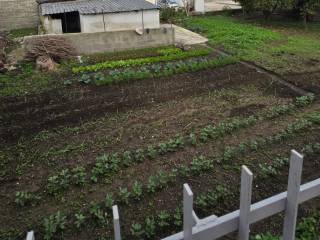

{"left": 43, "top": 211, "right": 67, "bottom": 240}
{"left": 15, "top": 191, "right": 41, "bottom": 207}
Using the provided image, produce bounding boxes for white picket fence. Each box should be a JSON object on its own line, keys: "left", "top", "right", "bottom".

{"left": 26, "top": 150, "right": 320, "bottom": 240}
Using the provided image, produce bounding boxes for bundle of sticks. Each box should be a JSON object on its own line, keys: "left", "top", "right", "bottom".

{"left": 25, "top": 36, "right": 76, "bottom": 62}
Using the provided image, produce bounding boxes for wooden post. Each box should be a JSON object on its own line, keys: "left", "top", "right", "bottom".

{"left": 26, "top": 231, "right": 35, "bottom": 240}
{"left": 283, "top": 150, "right": 303, "bottom": 240}
{"left": 183, "top": 184, "right": 193, "bottom": 240}
{"left": 239, "top": 165, "right": 253, "bottom": 240}
{"left": 113, "top": 205, "right": 121, "bottom": 240}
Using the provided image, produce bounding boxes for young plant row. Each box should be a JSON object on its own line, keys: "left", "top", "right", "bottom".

{"left": 14, "top": 95, "right": 314, "bottom": 202}
{"left": 86, "top": 56, "right": 238, "bottom": 86}
{"left": 258, "top": 141, "right": 320, "bottom": 178}
{"left": 125, "top": 140, "right": 320, "bottom": 239}
{"left": 31, "top": 124, "right": 320, "bottom": 240}
{"left": 72, "top": 47, "right": 211, "bottom": 73}
{"left": 253, "top": 213, "right": 320, "bottom": 240}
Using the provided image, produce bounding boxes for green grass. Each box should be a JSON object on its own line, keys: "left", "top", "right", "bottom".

{"left": 183, "top": 15, "right": 320, "bottom": 74}
{"left": 8, "top": 28, "right": 37, "bottom": 39}
{"left": 0, "top": 62, "right": 56, "bottom": 97}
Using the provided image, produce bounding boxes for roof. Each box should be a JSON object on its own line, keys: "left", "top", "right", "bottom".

{"left": 40, "top": 0, "right": 159, "bottom": 15}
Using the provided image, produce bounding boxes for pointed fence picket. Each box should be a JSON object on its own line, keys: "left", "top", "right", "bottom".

{"left": 25, "top": 150, "right": 320, "bottom": 240}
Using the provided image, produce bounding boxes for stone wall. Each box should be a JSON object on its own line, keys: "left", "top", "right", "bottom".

{"left": 0, "top": 0, "right": 38, "bottom": 31}
{"left": 23, "top": 27, "right": 175, "bottom": 55}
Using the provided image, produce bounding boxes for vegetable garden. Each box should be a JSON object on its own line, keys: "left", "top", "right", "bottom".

{"left": 1, "top": 16, "right": 320, "bottom": 240}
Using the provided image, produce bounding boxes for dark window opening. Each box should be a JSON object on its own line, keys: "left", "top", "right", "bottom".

{"left": 50, "top": 11, "right": 81, "bottom": 33}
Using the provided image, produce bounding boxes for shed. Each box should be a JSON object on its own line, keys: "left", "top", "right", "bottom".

{"left": 39, "top": 0, "right": 160, "bottom": 34}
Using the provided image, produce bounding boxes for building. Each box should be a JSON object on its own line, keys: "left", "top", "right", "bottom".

{"left": 39, "top": 0, "right": 160, "bottom": 34}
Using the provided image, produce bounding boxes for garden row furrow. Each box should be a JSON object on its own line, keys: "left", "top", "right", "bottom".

{"left": 41, "top": 94, "right": 314, "bottom": 194}
{"left": 24, "top": 135, "right": 320, "bottom": 240}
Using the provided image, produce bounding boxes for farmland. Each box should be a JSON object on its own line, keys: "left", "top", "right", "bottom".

{"left": 0, "top": 14, "right": 320, "bottom": 240}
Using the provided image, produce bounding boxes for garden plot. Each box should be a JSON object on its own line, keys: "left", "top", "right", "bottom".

{"left": 0, "top": 42, "right": 320, "bottom": 239}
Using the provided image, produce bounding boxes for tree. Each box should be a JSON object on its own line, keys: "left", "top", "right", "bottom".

{"left": 296, "top": 0, "right": 320, "bottom": 26}
{"left": 235, "top": 0, "right": 295, "bottom": 18}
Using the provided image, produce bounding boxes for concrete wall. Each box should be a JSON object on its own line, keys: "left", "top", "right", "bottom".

{"left": 0, "top": 0, "right": 38, "bottom": 31}
{"left": 80, "top": 10, "right": 160, "bottom": 33}
{"left": 42, "top": 16, "right": 62, "bottom": 34}
{"left": 23, "top": 27, "right": 174, "bottom": 55}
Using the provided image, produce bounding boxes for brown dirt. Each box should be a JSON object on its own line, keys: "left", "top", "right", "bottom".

{"left": 0, "top": 63, "right": 297, "bottom": 144}
{"left": 0, "top": 62, "right": 319, "bottom": 240}
{"left": 283, "top": 71, "right": 320, "bottom": 95}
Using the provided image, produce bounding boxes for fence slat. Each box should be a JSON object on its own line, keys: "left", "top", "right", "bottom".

{"left": 283, "top": 150, "right": 303, "bottom": 240}
{"left": 113, "top": 205, "right": 121, "bottom": 240}
{"left": 239, "top": 166, "right": 253, "bottom": 240}
{"left": 26, "top": 231, "right": 35, "bottom": 240}
{"left": 183, "top": 184, "right": 194, "bottom": 240}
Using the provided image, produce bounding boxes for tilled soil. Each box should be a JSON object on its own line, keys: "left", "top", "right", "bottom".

{"left": 0, "top": 63, "right": 297, "bottom": 144}
{"left": 283, "top": 71, "right": 320, "bottom": 95}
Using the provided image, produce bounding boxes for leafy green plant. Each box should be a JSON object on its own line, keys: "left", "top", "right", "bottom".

{"left": 119, "top": 187, "right": 131, "bottom": 204}
{"left": 157, "top": 211, "right": 170, "bottom": 228}
{"left": 15, "top": 191, "right": 41, "bottom": 207}
{"left": 104, "top": 193, "right": 114, "bottom": 209}
{"left": 72, "top": 166, "right": 86, "bottom": 186}
{"left": 253, "top": 233, "right": 280, "bottom": 240}
{"left": 132, "top": 181, "right": 143, "bottom": 201}
{"left": 123, "top": 151, "right": 133, "bottom": 167}
{"left": 131, "top": 223, "right": 145, "bottom": 238}
{"left": 43, "top": 211, "right": 67, "bottom": 240}
{"left": 93, "top": 56, "right": 237, "bottom": 86}
{"left": 173, "top": 207, "right": 182, "bottom": 227}
{"left": 47, "top": 169, "right": 71, "bottom": 195}
{"left": 134, "top": 149, "right": 145, "bottom": 163}
{"left": 144, "top": 217, "right": 156, "bottom": 239}
{"left": 72, "top": 48, "right": 211, "bottom": 73}
{"left": 74, "top": 212, "right": 86, "bottom": 229}
{"left": 147, "top": 146, "right": 157, "bottom": 159}
{"left": 89, "top": 202, "right": 108, "bottom": 225}
{"left": 78, "top": 74, "right": 91, "bottom": 84}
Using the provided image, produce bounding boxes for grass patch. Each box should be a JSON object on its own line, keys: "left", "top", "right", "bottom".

{"left": 0, "top": 62, "right": 56, "bottom": 97}
{"left": 183, "top": 15, "right": 320, "bottom": 74}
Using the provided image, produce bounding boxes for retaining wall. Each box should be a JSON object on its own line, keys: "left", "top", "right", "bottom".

{"left": 23, "top": 27, "right": 175, "bottom": 55}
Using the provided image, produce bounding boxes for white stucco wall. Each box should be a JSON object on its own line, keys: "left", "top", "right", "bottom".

{"left": 80, "top": 9, "right": 160, "bottom": 33}
{"left": 43, "top": 16, "right": 63, "bottom": 34}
